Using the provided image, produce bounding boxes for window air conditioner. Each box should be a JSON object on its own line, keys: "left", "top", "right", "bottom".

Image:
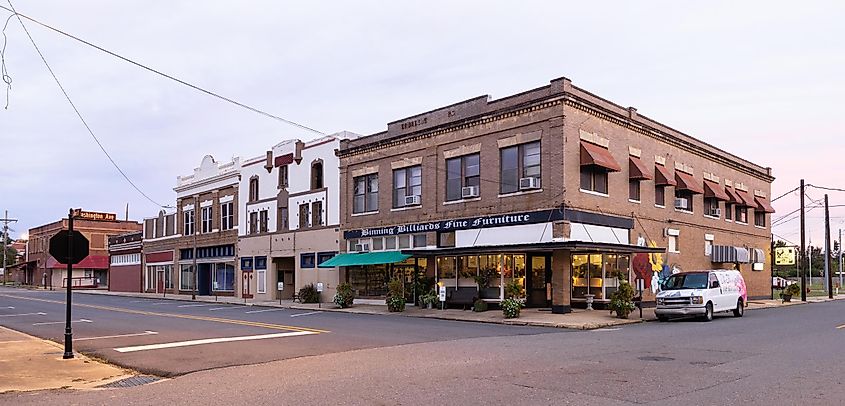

{"left": 354, "top": 243, "right": 370, "bottom": 252}
{"left": 714, "top": 208, "right": 722, "bottom": 217}
{"left": 674, "top": 198, "right": 688, "bottom": 208}
{"left": 404, "top": 195, "right": 421, "bottom": 206}
{"left": 519, "top": 177, "right": 541, "bottom": 190}
{"left": 461, "top": 186, "right": 479, "bottom": 198}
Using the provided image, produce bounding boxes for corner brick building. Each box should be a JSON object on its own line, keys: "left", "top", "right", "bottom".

{"left": 330, "top": 76, "right": 774, "bottom": 312}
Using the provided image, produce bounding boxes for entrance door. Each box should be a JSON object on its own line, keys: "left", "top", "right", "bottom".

{"left": 242, "top": 271, "right": 253, "bottom": 299}
{"left": 156, "top": 270, "right": 165, "bottom": 293}
{"left": 526, "top": 254, "right": 551, "bottom": 307}
{"left": 198, "top": 264, "right": 211, "bottom": 296}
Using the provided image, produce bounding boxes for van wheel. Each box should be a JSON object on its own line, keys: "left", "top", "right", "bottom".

{"left": 733, "top": 299, "right": 744, "bottom": 317}
{"left": 702, "top": 303, "right": 714, "bottom": 322}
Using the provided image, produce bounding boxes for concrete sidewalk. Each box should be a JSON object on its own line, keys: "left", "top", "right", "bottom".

{"left": 0, "top": 326, "right": 131, "bottom": 393}
{"left": 73, "top": 288, "right": 845, "bottom": 330}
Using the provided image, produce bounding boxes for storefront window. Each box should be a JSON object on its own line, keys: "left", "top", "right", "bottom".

{"left": 180, "top": 264, "right": 195, "bottom": 290}
{"left": 437, "top": 257, "right": 457, "bottom": 287}
{"left": 213, "top": 263, "right": 235, "bottom": 291}
{"left": 572, "top": 253, "right": 631, "bottom": 301}
{"left": 347, "top": 265, "right": 388, "bottom": 297}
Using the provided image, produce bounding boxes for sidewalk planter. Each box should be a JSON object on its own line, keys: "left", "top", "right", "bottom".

{"left": 781, "top": 283, "right": 800, "bottom": 303}
{"left": 472, "top": 299, "right": 488, "bottom": 312}
{"left": 608, "top": 280, "right": 636, "bottom": 319}
{"left": 333, "top": 283, "right": 355, "bottom": 308}
{"left": 501, "top": 298, "right": 522, "bottom": 318}
{"left": 299, "top": 284, "right": 320, "bottom": 304}
{"left": 386, "top": 279, "right": 405, "bottom": 312}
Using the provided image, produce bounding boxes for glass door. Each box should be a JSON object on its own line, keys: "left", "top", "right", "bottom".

{"left": 527, "top": 254, "right": 550, "bottom": 307}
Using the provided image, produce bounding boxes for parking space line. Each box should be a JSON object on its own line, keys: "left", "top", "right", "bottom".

{"left": 77, "top": 331, "right": 158, "bottom": 341}
{"left": 0, "top": 312, "right": 46, "bottom": 317}
{"left": 245, "top": 308, "right": 286, "bottom": 314}
{"left": 33, "top": 319, "right": 92, "bottom": 326}
{"left": 114, "top": 331, "right": 317, "bottom": 353}
{"left": 290, "top": 311, "right": 322, "bottom": 318}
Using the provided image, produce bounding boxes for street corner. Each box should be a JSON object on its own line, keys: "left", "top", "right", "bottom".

{"left": 0, "top": 326, "right": 132, "bottom": 393}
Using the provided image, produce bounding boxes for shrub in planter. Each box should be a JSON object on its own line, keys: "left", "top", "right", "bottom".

{"left": 386, "top": 279, "right": 405, "bottom": 312}
{"left": 608, "top": 280, "right": 636, "bottom": 319}
{"left": 501, "top": 298, "right": 522, "bottom": 318}
{"left": 333, "top": 283, "right": 354, "bottom": 308}
{"left": 781, "top": 282, "right": 801, "bottom": 302}
{"left": 473, "top": 298, "right": 488, "bottom": 312}
{"left": 299, "top": 283, "right": 320, "bottom": 303}
{"left": 420, "top": 289, "right": 439, "bottom": 309}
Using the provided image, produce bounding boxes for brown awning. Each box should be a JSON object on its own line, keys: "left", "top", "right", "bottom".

{"left": 654, "top": 164, "right": 677, "bottom": 186}
{"left": 628, "top": 157, "right": 653, "bottom": 180}
{"left": 735, "top": 189, "right": 759, "bottom": 208}
{"left": 703, "top": 180, "right": 729, "bottom": 201}
{"left": 724, "top": 187, "right": 743, "bottom": 205}
{"left": 580, "top": 142, "right": 621, "bottom": 172}
{"left": 755, "top": 196, "right": 776, "bottom": 213}
{"left": 675, "top": 172, "right": 704, "bottom": 194}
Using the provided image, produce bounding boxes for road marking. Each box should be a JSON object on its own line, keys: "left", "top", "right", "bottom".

{"left": 77, "top": 331, "right": 158, "bottom": 341}
{"left": 245, "top": 308, "right": 286, "bottom": 314}
{"left": 290, "top": 311, "right": 322, "bottom": 318}
{"left": 129, "top": 300, "right": 151, "bottom": 303}
{"left": 836, "top": 324, "right": 845, "bottom": 329}
{"left": 149, "top": 302, "right": 173, "bottom": 306}
{"left": 114, "top": 331, "right": 317, "bottom": 353}
{"left": 33, "top": 319, "right": 92, "bottom": 326}
{"left": 0, "top": 294, "right": 328, "bottom": 334}
{"left": 208, "top": 307, "right": 238, "bottom": 311}
{"left": 0, "top": 312, "right": 46, "bottom": 317}
{"left": 178, "top": 304, "right": 212, "bottom": 308}
{"left": 2, "top": 306, "right": 14, "bottom": 309}
{"left": 592, "top": 328, "right": 622, "bottom": 332}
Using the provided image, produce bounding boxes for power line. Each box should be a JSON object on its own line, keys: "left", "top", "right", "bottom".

{"left": 6, "top": 0, "right": 168, "bottom": 208}
{"left": 0, "top": 4, "right": 324, "bottom": 135}
{"left": 808, "top": 184, "right": 845, "bottom": 194}
{"left": 771, "top": 186, "right": 800, "bottom": 203}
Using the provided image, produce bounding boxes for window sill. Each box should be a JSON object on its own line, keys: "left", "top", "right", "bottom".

{"left": 351, "top": 211, "right": 379, "bottom": 217}
{"left": 669, "top": 250, "right": 681, "bottom": 254}
{"left": 391, "top": 205, "right": 422, "bottom": 212}
{"left": 736, "top": 221, "right": 748, "bottom": 226}
{"left": 674, "top": 208, "right": 694, "bottom": 215}
{"left": 443, "top": 197, "right": 481, "bottom": 206}
{"left": 654, "top": 204, "right": 666, "bottom": 209}
{"left": 703, "top": 215, "right": 720, "bottom": 220}
{"left": 755, "top": 225, "right": 766, "bottom": 229}
{"left": 498, "top": 189, "right": 543, "bottom": 198}
{"left": 579, "top": 189, "right": 609, "bottom": 198}
{"left": 725, "top": 219, "right": 733, "bottom": 223}
{"left": 628, "top": 199, "right": 641, "bottom": 204}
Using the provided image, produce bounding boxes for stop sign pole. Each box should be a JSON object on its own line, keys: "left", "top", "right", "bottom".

{"left": 63, "top": 208, "right": 75, "bottom": 359}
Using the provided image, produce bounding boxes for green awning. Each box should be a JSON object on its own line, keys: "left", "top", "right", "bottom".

{"left": 317, "top": 251, "right": 411, "bottom": 268}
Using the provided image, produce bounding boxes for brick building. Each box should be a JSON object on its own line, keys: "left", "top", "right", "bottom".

{"left": 328, "top": 76, "right": 774, "bottom": 312}
{"left": 26, "top": 213, "right": 142, "bottom": 289}
{"left": 108, "top": 231, "right": 142, "bottom": 292}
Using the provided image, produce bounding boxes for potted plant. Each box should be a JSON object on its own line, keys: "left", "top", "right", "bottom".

{"left": 608, "top": 280, "right": 636, "bottom": 319}
{"left": 420, "top": 289, "right": 439, "bottom": 309}
{"left": 781, "top": 282, "right": 800, "bottom": 303}
{"left": 472, "top": 298, "right": 488, "bottom": 312}
{"left": 475, "top": 268, "right": 498, "bottom": 299}
{"left": 386, "top": 279, "right": 405, "bottom": 312}
{"left": 333, "top": 282, "right": 354, "bottom": 308}
{"left": 298, "top": 283, "right": 320, "bottom": 304}
{"left": 501, "top": 280, "right": 524, "bottom": 319}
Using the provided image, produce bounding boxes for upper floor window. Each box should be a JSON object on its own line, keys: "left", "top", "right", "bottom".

{"left": 725, "top": 202, "right": 733, "bottom": 220}
{"left": 220, "top": 202, "right": 234, "bottom": 230}
{"left": 249, "top": 177, "right": 259, "bottom": 202}
{"left": 312, "top": 201, "right": 323, "bottom": 226}
{"left": 580, "top": 167, "right": 608, "bottom": 194}
{"left": 299, "top": 203, "right": 310, "bottom": 228}
{"left": 393, "top": 165, "right": 422, "bottom": 208}
{"left": 446, "top": 153, "right": 480, "bottom": 201}
{"left": 249, "top": 212, "right": 259, "bottom": 234}
{"left": 704, "top": 197, "right": 720, "bottom": 218}
{"left": 278, "top": 207, "right": 289, "bottom": 231}
{"left": 655, "top": 186, "right": 666, "bottom": 207}
{"left": 278, "top": 165, "right": 288, "bottom": 189}
{"left": 754, "top": 210, "right": 766, "bottom": 227}
{"left": 675, "top": 190, "right": 693, "bottom": 212}
{"left": 201, "top": 206, "right": 213, "bottom": 233}
{"left": 183, "top": 209, "right": 195, "bottom": 235}
{"left": 259, "top": 210, "right": 268, "bottom": 233}
{"left": 628, "top": 180, "right": 640, "bottom": 202}
{"left": 353, "top": 173, "right": 379, "bottom": 213}
{"left": 311, "top": 161, "right": 324, "bottom": 190}
{"left": 500, "top": 141, "right": 541, "bottom": 194}
{"left": 735, "top": 206, "right": 748, "bottom": 224}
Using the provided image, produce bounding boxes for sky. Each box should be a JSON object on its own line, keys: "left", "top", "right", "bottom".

{"left": 1, "top": 1, "right": 843, "bottom": 246}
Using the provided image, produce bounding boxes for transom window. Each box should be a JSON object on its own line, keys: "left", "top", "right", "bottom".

{"left": 500, "top": 141, "right": 541, "bottom": 194}
{"left": 393, "top": 165, "right": 422, "bottom": 208}
{"left": 353, "top": 174, "right": 379, "bottom": 213}
{"left": 446, "top": 153, "right": 480, "bottom": 201}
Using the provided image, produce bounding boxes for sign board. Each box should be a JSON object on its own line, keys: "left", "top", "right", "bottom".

{"left": 438, "top": 286, "right": 446, "bottom": 302}
{"left": 277, "top": 282, "right": 284, "bottom": 291}
{"left": 316, "top": 282, "right": 324, "bottom": 292}
{"left": 636, "top": 278, "right": 645, "bottom": 292}
{"left": 72, "top": 209, "right": 117, "bottom": 222}
{"left": 48, "top": 230, "right": 90, "bottom": 265}
{"left": 775, "top": 247, "right": 796, "bottom": 266}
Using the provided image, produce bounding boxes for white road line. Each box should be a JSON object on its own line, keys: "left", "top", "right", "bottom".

{"left": 0, "top": 312, "right": 46, "bottom": 317}
{"left": 149, "top": 302, "right": 173, "bottom": 306}
{"left": 76, "top": 331, "right": 158, "bottom": 341}
{"left": 2, "top": 306, "right": 14, "bottom": 309}
{"left": 290, "top": 311, "right": 322, "bottom": 318}
{"left": 129, "top": 300, "right": 151, "bottom": 303}
{"left": 178, "top": 304, "right": 212, "bottom": 308}
{"left": 33, "top": 319, "right": 92, "bottom": 326}
{"left": 113, "top": 331, "right": 317, "bottom": 353}
{"left": 208, "top": 307, "right": 238, "bottom": 311}
{"left": 592, "top": 328, "right": 622, "bottom": 332}
{"left": 245, "top": 308, "right": 286, "bottom": 314}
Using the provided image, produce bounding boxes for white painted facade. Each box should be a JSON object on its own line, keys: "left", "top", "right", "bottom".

{"left": 175, "top": 155, "right": 241, "bottom": 199}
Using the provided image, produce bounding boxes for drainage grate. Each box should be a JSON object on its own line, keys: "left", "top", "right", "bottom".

{"left": 637, "top": 356, "right": 674, "bottom": 362}
{"left": 98, "top": 375, "right": 160, "bottom": 388}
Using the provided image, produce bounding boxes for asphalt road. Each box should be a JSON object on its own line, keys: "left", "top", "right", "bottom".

{"left": 2, "top": 287, "right": 845, "bottom": 405}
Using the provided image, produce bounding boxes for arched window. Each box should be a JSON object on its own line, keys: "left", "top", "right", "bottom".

{"left": 311, "top": 160, "right": 324, "bottom": 190}
{"left": 249, "top": 177, "right": 259, "bottom": 202}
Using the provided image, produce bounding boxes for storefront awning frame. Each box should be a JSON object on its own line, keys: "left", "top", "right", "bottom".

{"left": 317, "top": 251, "right": 411, "bottom": 268}
{"left": 402, "top": 240, "right": 665, "bottom": 257}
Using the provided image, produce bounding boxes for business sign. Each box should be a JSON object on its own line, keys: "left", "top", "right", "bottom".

{"left": 775, "top": 247, "right": 796, "bottom": 266}
{"left": 277, "top": 282, "right": 284, "bottom": 291}
{"left": 316, "top": 282, "right": 324, "bottom": 292}
{"left": 72, "top": 209, "right": 117, "bottom": 222}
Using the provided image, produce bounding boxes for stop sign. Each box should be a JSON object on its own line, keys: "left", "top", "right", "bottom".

{"left": 49, "top": 230, "right": 90, "bottom": 265}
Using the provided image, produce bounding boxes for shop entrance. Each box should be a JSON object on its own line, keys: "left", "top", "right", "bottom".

{"left": 198, "top": 263, "right": 212, "bottom": 296}
{"left": 526, "top": 254, "right": 551, "bottom": 307}
{"left": 274, "top": 257, "right": 295, "bottom": 300}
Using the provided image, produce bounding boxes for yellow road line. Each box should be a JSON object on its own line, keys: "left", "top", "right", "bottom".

{"left": 0, "top": 294, "right": 328, "bottom": 334}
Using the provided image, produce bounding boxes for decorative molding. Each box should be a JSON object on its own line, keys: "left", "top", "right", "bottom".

{"left": 219, "top": 195, "right": 234, "bottom": 203}
{"left": 443, "top": 143, "right": 482, "bottom": 159}
{"left": 628, "top": 147, "right": 641, "bottom": 158}
{"left": 754, "top": 190, "right": 767, "bottom": 198}
{"left": 703, "top": 172, "right": 720, "bottom": 183}
{"left": 497, "top": 130, "right": 542, "bottom": 149}
{"left": 390, "top": 156, "right": 423, "bottom": 170}
{"left": 724, "top": 178, "right": 733, "bottom": 187}
{"left": 578, "top": 129, "right": 609, "bottom": 148}
{"left": 734, "top": 182, "right": 749, "bottom": 192}
{"left": 200, "top": 200, "right": 213, "bottom": 208}
{"left": 674, "top": 161, "right": 694, "bottom": 175}
{"left": 351, "top": 165, "right": 379, "bottom": 178}
{"left": 654, "top": 155, "right": 667, "bottom": 166}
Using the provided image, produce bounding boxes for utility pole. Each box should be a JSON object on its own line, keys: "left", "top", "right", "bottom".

{"left": 825, "top": 194, "right": 832, "bottom": 299}
{"left": 1, "top": 210, "right": 19, "bottom": 286}
{"left": 839, "top": 228, "right": 843, "bottom": 292}
{"left": 800, "top": 179, "right": 807, "bottom": 301}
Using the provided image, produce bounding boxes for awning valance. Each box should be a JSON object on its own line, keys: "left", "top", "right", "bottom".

{"left": 735, "top": 190, "right": 759, "bottom": 209}
{"left": 675, "top": 172, "right": 704, "bottom": 194}
{"left": 724, "top": 187, "right": 742, "bottom": 205}
{"left": 755, "top": 196, "right": 776, "bottom": 213}
{"left": 317, "top": 251, "right": 411, "bottom": 268}
{"left": 703, "top": 180, "right": 729, "bottom": 201}
{"left": 654, "top": 164, "right": 677, "bottom": 186}
{"left": 711, "top": 245, "right": 751, "bottom": 264}
{"left": 580, "top": 142, "right": 621, "bottom": 172}
{"left": 46, "top": 255, "right": 109, "bottom": 269}
{"left": 628, "top": 157, "right": 653, "bottom": 180}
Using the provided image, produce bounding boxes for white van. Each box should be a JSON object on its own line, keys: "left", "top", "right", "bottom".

{"left": 655, "top": 270, "right": 747, "bottom": 322}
